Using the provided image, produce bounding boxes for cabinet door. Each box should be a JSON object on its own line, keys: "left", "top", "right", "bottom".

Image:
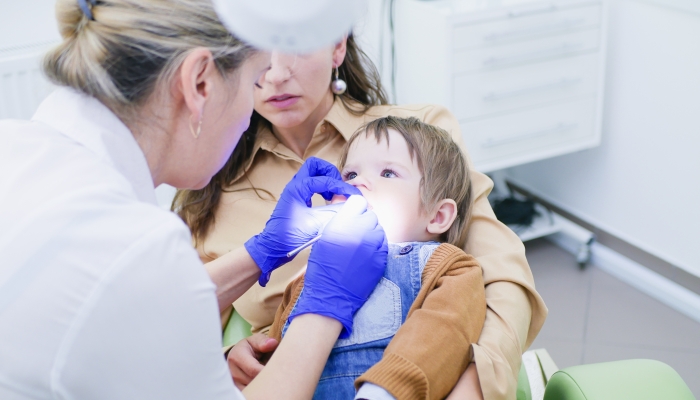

{"left": 453, "top": 4, "right": 602, "bottom": 49}
{"left": 453, "top": 28, "right": 601, "bottom": 74}
{"left": 453, "top": 53, "right": 600, "bottom": 120}
{"left": 461, "top": 97, "right": 599, "bottom": 172}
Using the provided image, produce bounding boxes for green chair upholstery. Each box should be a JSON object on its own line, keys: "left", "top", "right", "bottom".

{"left": 543, "top": 359, "right": 696, "bottom": 400}
{"left": 222, "top": 309, "right": 253, "bottom": 348}
{"left": 517, "top": 361, "right": 533, "bottom": 400}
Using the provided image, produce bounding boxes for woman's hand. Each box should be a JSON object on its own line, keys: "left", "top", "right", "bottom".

{"left": 288, "top": 195, "right": 388, "bottom": 338}
{"left": 227, "top": 334, "right": 278, "bottom": 390}
{"left": 446, "top": 363, "right": 484, "bottom": 400}
{"left": 244, "top": 157, "right": 360, "bottom": 286}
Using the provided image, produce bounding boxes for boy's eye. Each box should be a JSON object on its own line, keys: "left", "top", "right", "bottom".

{"left": 381, "top": 169, "right": 397, "bottom": 178}
{"left": 345, "top": 171, "right": 358, "bottom": 180}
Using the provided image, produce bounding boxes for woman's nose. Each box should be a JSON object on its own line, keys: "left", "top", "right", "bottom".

{"left": 264, "top": 51, "right": 297, "bottom": 85}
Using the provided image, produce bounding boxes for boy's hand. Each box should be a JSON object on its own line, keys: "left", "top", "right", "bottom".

{"left": 227, "top": 334, "right": 278, "bottom": 390}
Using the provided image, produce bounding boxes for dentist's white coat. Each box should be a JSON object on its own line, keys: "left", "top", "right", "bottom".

{"left": 0, "top": 89, "right": 244, "bottom": 399}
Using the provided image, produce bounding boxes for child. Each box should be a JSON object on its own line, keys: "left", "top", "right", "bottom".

{"left": 268, "top": 116, "right": 486, "bottom": 400}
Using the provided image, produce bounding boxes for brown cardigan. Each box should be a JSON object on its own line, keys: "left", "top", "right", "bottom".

{"left": 268, "top": 243, "right": 487, "bottom": 400}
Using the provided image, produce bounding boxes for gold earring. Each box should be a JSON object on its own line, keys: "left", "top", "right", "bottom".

{"left": 190, "top": 115, "right": 203, "bottom": 139}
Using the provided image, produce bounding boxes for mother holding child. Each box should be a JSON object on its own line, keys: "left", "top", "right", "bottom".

{"left": 176, "top": 34, "right": 547, "bottom": 399}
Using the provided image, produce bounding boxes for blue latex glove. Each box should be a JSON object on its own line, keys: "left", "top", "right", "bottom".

{"left": 244, "top": 157, "right": 361, "bottom": 286}
{"left": 288, "top": 195, "right": 388, "bottom": 338}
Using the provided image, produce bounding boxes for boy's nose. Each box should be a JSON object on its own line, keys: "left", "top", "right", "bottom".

{"left": 350, "top": 175, "right": 372, "bottom": 191}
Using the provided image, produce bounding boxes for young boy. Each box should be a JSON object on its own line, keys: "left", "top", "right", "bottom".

{"left": 268, "top": 116, "right": 486, "bottom": 400}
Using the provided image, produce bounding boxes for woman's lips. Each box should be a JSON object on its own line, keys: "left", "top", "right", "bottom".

{"left": 266, "top": 94, "right": 300, "bottom": 109}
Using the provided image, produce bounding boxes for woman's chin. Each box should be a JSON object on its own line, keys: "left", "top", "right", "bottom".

{"left": 257, "top": 108, "right": 307, "bottom": 129}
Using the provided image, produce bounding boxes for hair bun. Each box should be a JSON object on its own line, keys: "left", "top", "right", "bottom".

{"left": 53, "top": 0, "right": 92, "bottom": 39}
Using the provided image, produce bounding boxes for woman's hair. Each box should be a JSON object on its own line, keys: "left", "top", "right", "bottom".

{"left": 173, "top": 33, "right": 389, "bottom": 246}
{"left": 338, "top": 116, "right": 473, "bottom": 248}
{"left": 43, "top": 0, "right": 256, "bottom": 118}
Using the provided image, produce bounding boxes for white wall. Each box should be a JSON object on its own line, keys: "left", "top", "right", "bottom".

{"left": 506, "top": 0, "right": 700, "bottom": 276}
{"left": 0, "top": 1, "right": 59, "bottom": 52}
{"left": 354, "top": 0, "right": 395, "bottom": 101}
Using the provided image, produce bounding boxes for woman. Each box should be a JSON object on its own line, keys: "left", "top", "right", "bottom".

{"left": 0, "top": 1, "right": 388, "bottom": 399}
{"left": 176, "top": 34, "right": 548, "bottom": 399}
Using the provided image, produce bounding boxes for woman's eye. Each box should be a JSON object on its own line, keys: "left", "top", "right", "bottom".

{"left": 345, "top": 172, "right": 357, "bottom": 180}
{"left": 381, "top": 169, "right": 396, "bottom": 178}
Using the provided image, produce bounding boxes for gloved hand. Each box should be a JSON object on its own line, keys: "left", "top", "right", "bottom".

{"left": 288, "top": 195, "right": 388, "bottom": 338}
{"left": 244, "top": 157, "right": 361, "bottom": 286}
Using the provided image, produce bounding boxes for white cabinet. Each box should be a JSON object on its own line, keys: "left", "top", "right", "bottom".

{"left": 394, "top": 0, "right": 608, "bottom": 172}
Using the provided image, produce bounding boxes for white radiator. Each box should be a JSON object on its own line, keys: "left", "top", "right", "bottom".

{"left": 0, "top": 43, "right": 58, "bottom": 120}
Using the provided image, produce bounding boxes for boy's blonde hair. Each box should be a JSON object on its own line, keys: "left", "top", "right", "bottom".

{"left": 338, "top": 116, "right": 472, "bottom": 248}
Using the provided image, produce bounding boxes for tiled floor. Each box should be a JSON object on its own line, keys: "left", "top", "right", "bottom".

{"left": 526, "top": 238, "right": 700, "bottom": 397}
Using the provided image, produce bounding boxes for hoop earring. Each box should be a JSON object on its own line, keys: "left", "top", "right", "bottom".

{"left": 190, "top": 115, "right": 203, "bottom": 139}
{"left": 331, "top": 66, "right": 347, "bottom": 95}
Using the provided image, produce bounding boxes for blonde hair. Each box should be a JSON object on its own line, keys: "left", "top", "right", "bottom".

{"left": 44, "top": 0, "right": 255, "bottom": 117}
{"left": 338, "top": 116, "right": 473, "bottom": 248}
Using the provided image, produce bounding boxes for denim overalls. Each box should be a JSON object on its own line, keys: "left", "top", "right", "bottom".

{"left": 281, "top": 241, "right": 440, "bottom": 400}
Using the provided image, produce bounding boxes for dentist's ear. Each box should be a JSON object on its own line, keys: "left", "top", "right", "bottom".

{"left": 177, "top": 48, "right": 217, "bottom": 127}
{"left": 427, "top": 199, "right": 458, "bottom": 236}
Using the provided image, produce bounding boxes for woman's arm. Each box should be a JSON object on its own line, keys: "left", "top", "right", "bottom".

{"left": 243, "top": 314, "right": 343, "bottom": 400}
{"left": 446, "top": 363, "right": 483, "bottom": 400}
{"left": 204, "top": 247, "right": 260, "bottom": 311}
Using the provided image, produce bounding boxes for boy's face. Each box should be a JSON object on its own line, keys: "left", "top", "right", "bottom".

{"left": 341, "top": 129, "right": 435, "bottom": 243}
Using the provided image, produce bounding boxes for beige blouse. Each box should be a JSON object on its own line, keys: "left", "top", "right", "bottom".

{"left": 198, "top": 99, "right": 547, "bottom": 400}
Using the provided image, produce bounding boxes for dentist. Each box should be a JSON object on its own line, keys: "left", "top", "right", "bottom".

{"left": 0, "top": 0, "right": 386, "bottom": 399}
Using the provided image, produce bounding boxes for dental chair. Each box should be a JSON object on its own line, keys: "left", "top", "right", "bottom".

{"left": 223, "top": 311, "right": 696, "bottom": 400}
{"left": 222, "top": 309, "right": 252, "bottom": 350}
{"left": 522, "top": 349, "right": 695, "bottom": 400}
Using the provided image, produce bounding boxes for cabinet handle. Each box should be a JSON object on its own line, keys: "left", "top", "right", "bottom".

{"left": 483, "top": 19, "right": 587, "bottom": 42}
{"left": 483, "top": 43, "right": 585, "bottom": 67}
{"left": 483, "top": 77, "right": 582, "bottom": 101}
{"left": 481, "top": 122, "right": 578, "bottom": 148}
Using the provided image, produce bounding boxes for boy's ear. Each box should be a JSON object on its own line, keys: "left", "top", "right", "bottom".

{"left": 427, "top": 199, "right": 458, "bottom": 236}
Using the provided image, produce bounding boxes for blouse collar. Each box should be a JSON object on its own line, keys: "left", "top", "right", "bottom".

{"left": 32, "top": 88, "right": 157, "bottom": 205}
